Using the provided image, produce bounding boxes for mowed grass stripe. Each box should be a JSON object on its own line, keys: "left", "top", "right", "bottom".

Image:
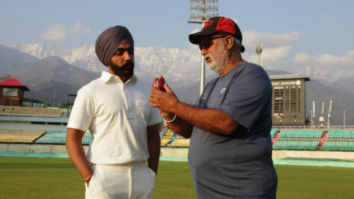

{"left": 0, "top": 157, "right": 354, "bottom": 199}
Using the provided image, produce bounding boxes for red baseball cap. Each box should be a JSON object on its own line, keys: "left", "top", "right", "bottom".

{"left": 189, "top": 16, "right": 245, "bottom": 52}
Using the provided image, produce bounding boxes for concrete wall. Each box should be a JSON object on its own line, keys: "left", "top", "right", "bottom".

{"left": 0, "top": 143, "right": 89, "bottom": 154}
{"left": 160, "top": 147, "right": 354, "bottom": 161}
{"left": 161, "top": 147, "right": 188, "bottom": 158}
{"left": 272, "top": 150, "right": 354, "bottom": 161}
{"left": 1, "top": 144, "right": 354, "bottom": 162}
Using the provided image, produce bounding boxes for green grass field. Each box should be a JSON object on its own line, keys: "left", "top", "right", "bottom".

{"left": 1, "top": 157, "right": 354, "bottom": 199}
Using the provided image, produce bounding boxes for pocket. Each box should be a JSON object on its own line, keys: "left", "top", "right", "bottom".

{"left": 85, "top": 168, "right": 105, "bottom": 199}
{"left": 85, "top": 165, "right": 97, "bottom": 193}
{"left": 85, "top": 178, "right": 94, "bottom": 197}
{"left": 147, "top": 166, "right": 156, "bottom": 179}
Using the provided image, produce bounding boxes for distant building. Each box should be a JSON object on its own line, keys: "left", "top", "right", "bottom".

{"left": 270, "top": 75, "right": 310, "bottom": 126}
{"left": 0, "top": 78, "right": 29, "bottom": 106}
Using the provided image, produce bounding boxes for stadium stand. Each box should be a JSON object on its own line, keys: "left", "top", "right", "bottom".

{"left": 2, "top": 125, "right": 353, "bottom": 151}
{"left": 160, "top": 128, "right": 192, "bottom": 147}
{"left": 273, "top": 128, "right": 324, "bottom": 150}
{"left": 0, "top": 129, "right": 46, "bottom": 143}
{"left": 0, "top": 105, "right": 65, "bottom": 118}
{"left": 0, "top": 128, "right": 92, "bottom": 145}
{"left": 270, "top": 128, "right": 277, "bottom": 139}
{"left": 277, "top": 129, "right": 323, "bottom": 138}
{"left": 170, "top": 138, "right": 190, "bottom": 147}
{"left": 321, "top": 129, "right": 354, "bottom": 151}
{"left": 35, "top": 130, "right": 92, "bottom": 145}
{"left": 168, "top": 133, "right": 190, "bottom": 147}
{"left": 160, "top": 127, "right": 352, "bottom": 150}
{"left": 160, "top": 129, "right": 178, "bottom": 146}
{"left": 162, "top": 129, "right": 174, "bottom": 139}
{"left": 1, "top": 116, "right": 353, "bottom": 153}
{"left": 161, "top": 138, "right": 171, "bottom": 146}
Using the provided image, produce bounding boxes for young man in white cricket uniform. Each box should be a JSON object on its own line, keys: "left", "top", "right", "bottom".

{"left": 66, "top": 25, "right": 162, "bottom": 199}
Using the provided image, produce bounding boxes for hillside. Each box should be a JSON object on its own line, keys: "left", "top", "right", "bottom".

{"left": 11, "top": 56, "right": 99, "bottom": 105}
{"left": 0, "top": 45, "right": 38, "bottom": 75}
{"left": 306, "top": 79, "right": 354, "bottom": 125}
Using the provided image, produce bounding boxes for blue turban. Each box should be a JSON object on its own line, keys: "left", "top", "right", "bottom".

{"left": 95, "top": 25, "right": 134, "bottom": 66}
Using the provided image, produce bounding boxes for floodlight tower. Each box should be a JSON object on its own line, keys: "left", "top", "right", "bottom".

{"left": 327, "top": 99, "right": 333, "bottom": 129}
{"left": 255, "top": 41, "right": 263, "bottom": 65}
{"left": 343, "top": 110, "right": 346, "bottom": 128}
{"left": 188, "top": 0, "right": 219, "bottom": 95}
{"left": 311, "top": 101, "right": 316, "bottom": 127}
{"left": 319, "top": 101, "right": 325, "bottom": 127}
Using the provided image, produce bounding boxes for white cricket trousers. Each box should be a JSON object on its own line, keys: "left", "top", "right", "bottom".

{"left": 85, "top": 162, "right": 156, "bottom": 199}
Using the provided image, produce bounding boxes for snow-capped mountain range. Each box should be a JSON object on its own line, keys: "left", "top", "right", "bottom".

{"left": 12, "top": 42, "right": 354, "bottom": 84}
{"left": 10, "top": 42, "right": 354, "bottom": 98}
{"left": 2, "top": 43, "right": 354, "bottom": 124}
{"left": 11, "top": 43, "right": 203, "bottom": 88}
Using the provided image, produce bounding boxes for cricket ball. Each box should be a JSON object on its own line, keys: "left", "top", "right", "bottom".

{"left": 153, "top": 78, "right": 166, "bottom": 91}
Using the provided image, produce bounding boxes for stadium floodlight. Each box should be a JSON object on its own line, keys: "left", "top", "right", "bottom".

{"left": 343, "top": 110, "right": 346, "bottom": 128}
{"left": 188, "top": 0, "right": 218, "bottom": 23}
{"left": 188, "top": 0, "right": 219, "bottom": 94}
{"left": 327, "top": 99, "right": 332, "bottom": 129}
{"left": 312, "top": 101, "right": 316, "bottom": 127}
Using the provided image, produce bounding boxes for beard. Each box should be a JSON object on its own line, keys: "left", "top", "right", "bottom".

{"left": 110, "top": 61, "right": 134, "bottom": 78}
{"left": 205, "top": 45, "right": 229, "bottom": 74}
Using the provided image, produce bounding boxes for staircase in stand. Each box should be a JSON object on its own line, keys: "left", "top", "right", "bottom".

{"left": 316, "top": 130, "right": 328, "bottom": 150}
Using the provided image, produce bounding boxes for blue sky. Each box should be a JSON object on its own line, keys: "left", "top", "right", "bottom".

{"left": 1, "top": 0, "right": 354, "bottom": 80}
{"left": 1, "top": 0, "right": 353, "bottom": 53}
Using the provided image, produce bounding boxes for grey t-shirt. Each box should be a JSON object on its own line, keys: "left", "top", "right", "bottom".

{"left": 188, "top": 62, "right": 277, "bottom": 199}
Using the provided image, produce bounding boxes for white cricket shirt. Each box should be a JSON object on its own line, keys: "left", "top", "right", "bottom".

{"left": 67, "top": 71, "right": 162, "bottom": 164}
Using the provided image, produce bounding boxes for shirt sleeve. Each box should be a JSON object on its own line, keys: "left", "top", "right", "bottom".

{"left": 219, "top": 68, "right": 272, "bottom": 131}
{"left": 147, "top": 106, "right": 162, "bottom": 126}
{"left": 67, "top": 89, "right": 94, "bottom": 131}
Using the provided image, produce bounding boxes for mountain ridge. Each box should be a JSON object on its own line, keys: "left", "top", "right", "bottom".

{"left": 1, "top": 44, "right": 353, "bottom": 125}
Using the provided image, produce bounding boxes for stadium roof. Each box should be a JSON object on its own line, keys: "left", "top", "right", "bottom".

{"left": 0, "top": 116, "right": 68, "bottom": 123}
{"left": 0, "top": 78, "right": 29, "bottom": 91}
{"left": 269, "top": 74, "right": 310, "bottom": 81}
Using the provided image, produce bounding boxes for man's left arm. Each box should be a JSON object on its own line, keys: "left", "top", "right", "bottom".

{"left": 147, "top": 123, "right": 161, "bottom": 174}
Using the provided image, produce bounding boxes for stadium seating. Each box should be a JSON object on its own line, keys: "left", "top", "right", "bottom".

{"left": 162, "top": 129, "right": 174, "bottom": 139}
{"left": 327, "top": 129, "right": 344, "bottom": 138}
{"left": 273, "top": 128, "right": 324, "bottom": 150}
{"left": 160, "top": 128, "right": 191, "bottom": 147}
{"left": 161, "top": 138, "right": 171, "bottom": 146}
{"left": 320, "top": 129, "right": 354, "bottom": 151}
{"left": 271, "top": 128, "right": 354, "bottom": 151}
{"left": 277, "top": 129, "right": 323, "bottom": 138}
{"left": 170, "top": 138, "right": 190, "bottom": 147}
{"left": 2, "top": 123, "right": 353, "bottom": 152}
{"left": 0, "top": 129, "right": 46, "bottom": 143}
{"left": 320, "top": 140, "right": 354, "bottom": 151}
{"left": 35, "top": 130, "right": 92, "bottom": 145}
{"left": 160, "top": 129, "right": 176, "bottom": 146}
{"left": 273, "top": 140, "right": 320, "bottom": 150}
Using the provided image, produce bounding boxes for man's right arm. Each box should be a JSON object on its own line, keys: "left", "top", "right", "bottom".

{"left": 161, "top": 112, "right": 194, "bottom": 138}
{"left": 150, "top": 85, "right": 239, "bottom": 136}
{"left": 66, "top": 128, "right": 93, "bottom": 185}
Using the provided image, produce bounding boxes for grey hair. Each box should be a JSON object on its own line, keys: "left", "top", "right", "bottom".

{"left": 232, "top": 37, "right": 242, "bottom": 52}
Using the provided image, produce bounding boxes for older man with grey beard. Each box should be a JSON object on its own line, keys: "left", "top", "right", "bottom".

{"left": 149, "top": 16, "right": 278, "bottom": 199}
